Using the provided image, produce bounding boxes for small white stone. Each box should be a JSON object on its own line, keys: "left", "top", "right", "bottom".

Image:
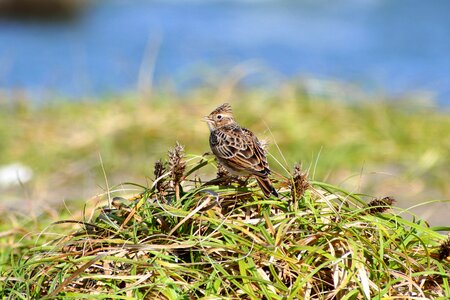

{"left": 0, "top": 163, "right": 33, "bottom": 187}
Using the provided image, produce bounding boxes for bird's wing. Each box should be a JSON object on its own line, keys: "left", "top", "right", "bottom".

{"left": 211, "top": 126, "right": 270, "bottom": 177}
{"left": 242, "top": 127, "right": 270, "bottom": 173}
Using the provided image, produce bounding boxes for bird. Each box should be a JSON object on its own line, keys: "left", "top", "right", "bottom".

{"left": 203, "top": 103, "right": 278, "bottom": 198}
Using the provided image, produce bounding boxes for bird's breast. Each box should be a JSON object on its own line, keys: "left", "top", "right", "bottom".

{"left": 209, "top": 132, "right": 219, "bottom": 146}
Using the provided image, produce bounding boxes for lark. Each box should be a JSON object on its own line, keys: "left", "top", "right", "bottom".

{"left": 204, "top": 103, "right": 278, "bottom": 198}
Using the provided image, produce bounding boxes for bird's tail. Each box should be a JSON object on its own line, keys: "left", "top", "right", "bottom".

{"left": 255, "top": 176, "right": 279, "bottom": 198}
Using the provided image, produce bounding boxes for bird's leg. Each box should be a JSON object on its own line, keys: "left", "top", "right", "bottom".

{"left": 216, "top": 162, "right": 235, "bottom": 185}
{"left": 202, "top": 162, "right": 233, "bottom": 186}
{"left": 235, "top": 176, "right": 250, "bottom": 187}
{"left": 202, "top": 176, "right": 232, "bottom": 187}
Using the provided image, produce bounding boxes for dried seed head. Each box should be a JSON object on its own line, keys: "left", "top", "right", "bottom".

{"left": 367, "top": 196, "right": 396, "bottom": 214}
{"left": 168, "top": 142, "right": 186, "bottom": 185}
{"left": 438, "top": 235, "right": 450, "bottom": 261}
{"left": 154, "top": 159, "right": 168, "bottom": 193}
{"left": 291, "top": 163, "right": 309, "bottom": 200}
{"left": 154, "top": 159, "right": 165, "bottom": 178}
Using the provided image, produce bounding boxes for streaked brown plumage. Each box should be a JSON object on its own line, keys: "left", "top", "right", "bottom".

{"left": 204, "top": 103, "right": 278, "bottom": 198}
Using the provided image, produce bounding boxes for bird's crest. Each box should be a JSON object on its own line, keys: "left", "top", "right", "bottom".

{"left": 211, "top": 103, "right": 233, "bottom": 115}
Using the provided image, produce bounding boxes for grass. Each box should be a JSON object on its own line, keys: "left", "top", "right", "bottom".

{"left": 1, "top": 145, "right": 449, "bottom": 298}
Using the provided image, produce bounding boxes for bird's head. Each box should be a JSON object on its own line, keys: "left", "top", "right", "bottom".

{"left": 203, "top": 103, "right": 235, "bottom": 130}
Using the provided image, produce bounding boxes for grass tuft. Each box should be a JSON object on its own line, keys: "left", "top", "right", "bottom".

{"left": 0, "top": 151, "right": 449, "bottom": 299}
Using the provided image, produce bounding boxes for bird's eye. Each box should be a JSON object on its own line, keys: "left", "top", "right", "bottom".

{"left": 216, "top": 114, "right": 223, "bottom": 120}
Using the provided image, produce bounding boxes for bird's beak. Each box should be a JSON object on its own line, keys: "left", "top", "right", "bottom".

{"left": 203, "top": 115, "right": 215, "bottom": 131}
{"left": 202, "top": 116, "right": 213, "bottom": 123}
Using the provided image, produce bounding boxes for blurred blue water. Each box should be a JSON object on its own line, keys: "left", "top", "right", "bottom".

{"left": 1, "top": 0, "right": 450, "bottom": 104}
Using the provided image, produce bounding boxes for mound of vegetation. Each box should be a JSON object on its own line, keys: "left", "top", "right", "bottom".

{"left": 1, "top": 144, "right": 449, "bottom": 299}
